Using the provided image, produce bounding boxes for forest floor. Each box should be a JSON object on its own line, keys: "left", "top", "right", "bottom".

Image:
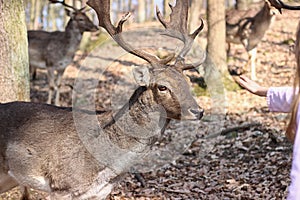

{"left": 1, "top": 8, "right": 300, "bottom": 200}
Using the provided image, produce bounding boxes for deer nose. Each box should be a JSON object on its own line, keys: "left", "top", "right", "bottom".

{"left": 189, "top": 108, "right": 204, "bottom": 120}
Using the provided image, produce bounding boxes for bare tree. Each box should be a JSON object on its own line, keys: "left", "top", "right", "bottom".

{"left": 29, "top": 0, "right": 36, "bottom": 29}
{"left": 137, "top": 0, "right": 146, "bottom": 23}
{"left": 206, "top": 0, "right": 227, "bottom": 74}
{"left": 117, "top": 0, "right": 122, "bottom": 11}
{"left": 204, "top": 0, "right": 228, "bottom": 116}
{"left": 0, "top": 0, "right": 30, "bottom": 102}
{"left": 128, "top": 0, "right": 132, "bottom": 11}
{"left": 150, "top": 0, "right": 155, "bottom": 20}
{"left": 27, "top": 0, "right": 44, "bottom": 30}
{"left": 146, "top": 0, "right": 155, "bottom": 21}
{"left": 47, "top": 3, "right": 59, "bottom": 31}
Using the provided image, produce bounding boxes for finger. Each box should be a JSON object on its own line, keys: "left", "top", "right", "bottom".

{"left": 233, "top": 76, "right": 244, "bottom": 85}
{"left": 239, "top": 75, "right": 250, "bottom": 82}
{"left": 235, "top": 76, "right": 246, "bottom": 85}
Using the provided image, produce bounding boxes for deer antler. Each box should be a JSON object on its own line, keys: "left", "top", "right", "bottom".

{"left": 49, "top": 0, "right": 78, "bottom": 11}
{"left": 268, "top": 0, "right": 300, "bottom": 14}
{"left": 156, "top": 1, "right": 204, "bottom": 65}
{"left": 87, "top": 0, "right": 168, "bottom": 68}
{"left": 88, "top": 0, "right": 204, "bottom": 71}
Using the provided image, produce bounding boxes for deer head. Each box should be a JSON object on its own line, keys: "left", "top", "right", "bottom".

{"left": 87, "top": 0, "right": 204, "bottom": 120}
{"left": 50, "top": 0, "right": 98, "bottom": 33}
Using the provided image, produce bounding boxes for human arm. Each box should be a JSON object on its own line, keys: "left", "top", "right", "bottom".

{"left": 235, "top": 75, "right": 268, "bottom": 97}
{"left": 235, "top": 76, "right": 294, "bottom": 112}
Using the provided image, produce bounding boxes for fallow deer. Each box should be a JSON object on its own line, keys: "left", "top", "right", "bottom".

{"left": 0, "top": 0, "right": 204, "bottom": 199}
{"left": 226, "top": 0, "right": 300, "bottom": 80}
{"left": 28, "top": 0, "right": 98, "bottom": 106}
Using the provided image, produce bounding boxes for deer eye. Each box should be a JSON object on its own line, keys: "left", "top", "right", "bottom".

{"left": 158, "top": 85, "right": 168, "bottom": 92}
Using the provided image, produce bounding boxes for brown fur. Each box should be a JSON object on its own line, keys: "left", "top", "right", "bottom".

{"left": 28, "top": 7, "right": 98, "bottom": 106}
{"left": 0, "top": 67, "right": 203, "bottom": 199}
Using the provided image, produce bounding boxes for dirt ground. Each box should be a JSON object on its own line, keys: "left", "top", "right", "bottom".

{"left": 1, "top": 8, "right": 300, "bottom": 200}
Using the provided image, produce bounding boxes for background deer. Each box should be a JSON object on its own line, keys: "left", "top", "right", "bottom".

{"left": 0, "top": 0, "right": 204, "bottom": 199}
{"left": 28, "top": 0, "right": 98, "bottom": 106}
{"left": 226, "top": 0, "right": 300, "bottom": 80}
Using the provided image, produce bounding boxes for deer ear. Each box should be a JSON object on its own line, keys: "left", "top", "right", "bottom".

{"left": 132, "top": 66, "right": 150, "bottom": 86}
{"left": 65, "top": 9, "right": 74, "bottom": 18}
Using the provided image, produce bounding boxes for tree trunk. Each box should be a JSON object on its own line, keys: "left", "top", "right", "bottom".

{"left": 117, "top": 0, "right": 122, "bottom": 11}
{"left": 48, "top": 4, "right": 59, "bottom": 31}
{"left": 120, "top": 0, "right": 125, "bottom": 11}
{"left": 33, "top": 0, "right": 42, "bottom": 29}
{"left": 204, "top": 0, "right": 227, "bottom": 114}
{"left": 29, "top": 0, "right": 36, "bottom": 29}
{"left": 149, "top": 0, "right": 155, "bottom": 21}
{"left": 189, "top": 0, "right": 202, "bottom": 32}
{"left": 128, "top": 0, "right": 132, "bottom": 11}
{"left": 206, "top": 0, "right": 227, "bottom": 74}
{"left": 0, "top": 0, "right": 30, "bottom": 102}
{"left": 137, "top": 0, "right": 146, "bottom": 23}
{"left": 236, "top": 0, "right": 252, "bottom": 10}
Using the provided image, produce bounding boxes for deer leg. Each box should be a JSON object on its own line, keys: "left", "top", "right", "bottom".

{"left": 6, "top": 143, "right": 52, "bottom": 194}
{"left": 54, "top": 72, "right": 63, "bottom": 106}
{"left": 248, "top": 48, "right": 257, "bottom": 80}
{"left": 0, "top": 175, "right": 30, "bottom": 200}
{"left": 29, "top": 65, "right": 37, "bottom": 80}
{"left": 0, "top": 174, "right": 18, "bottom": 193}
{"left": 78, "top": 168, "right": 116, "bottom": 200}
{"left": 47, "top": 69, "right": 56, "bottom": 104}
{"left": 20, "top": 186, "right": 30, "bottom": 200}
{"left": 226, "top": 42, "right": 231, "bottom": 56}
{"left": 47, "top": 192, "right": 72, "bottom": 200}
{"left": 242, "top": 40, "right": 250, "bottom": 72}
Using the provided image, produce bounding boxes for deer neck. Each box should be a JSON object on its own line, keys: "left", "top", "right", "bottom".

{"left": 248, "top": 3, "right": 274, "bottom": 46}
{"left": 61, "top": 19, "right": 83, "bottom": 58}
{"left": 103, "top": 86, "right": 168, "bottom": 151}
{"left": 65, "top": 19, "right": 83, "bottom": 46}
{"left": 256, "top": 4, "right": 274, "bottom": 25}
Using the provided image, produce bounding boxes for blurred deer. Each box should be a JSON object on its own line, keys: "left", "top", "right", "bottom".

{"left": 226, "top": 0, "right": 300, "bottom": 80}
{"left": 0, "top": 0, "right": 204, "bottom": 199}
{"left": 28, "top": 0, "right": 98, "bottom": 106}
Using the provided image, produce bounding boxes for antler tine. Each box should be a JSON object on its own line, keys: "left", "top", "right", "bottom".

{"left": 49, "top": 0, "right": 78, "bottom": 11}
{"left": 87, "top": 0, "right": 163, "bottom": 68}
{"left": 156, "top": 1, "right": 204, "bottom": 64}
{"left": 268, "top": 0, "right": 300, "bottom": 14}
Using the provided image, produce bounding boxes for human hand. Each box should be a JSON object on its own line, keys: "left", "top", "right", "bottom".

{"left": 234, "top": 75, "right": 268, "bottom": 97}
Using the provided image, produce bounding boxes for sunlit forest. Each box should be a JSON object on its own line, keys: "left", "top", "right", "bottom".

{"left": 2, "top": 0, "right": 300, "bottom": 199}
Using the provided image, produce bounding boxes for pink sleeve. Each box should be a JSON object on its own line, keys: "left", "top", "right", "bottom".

{"left": 269, "top": 87, "right": 300, "bottom": 199}
{"left": 288, "top": 109, "right": 300, "bottom": 199}
{"left": 267, "top": 87, "right": 294, "bottom": 113}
